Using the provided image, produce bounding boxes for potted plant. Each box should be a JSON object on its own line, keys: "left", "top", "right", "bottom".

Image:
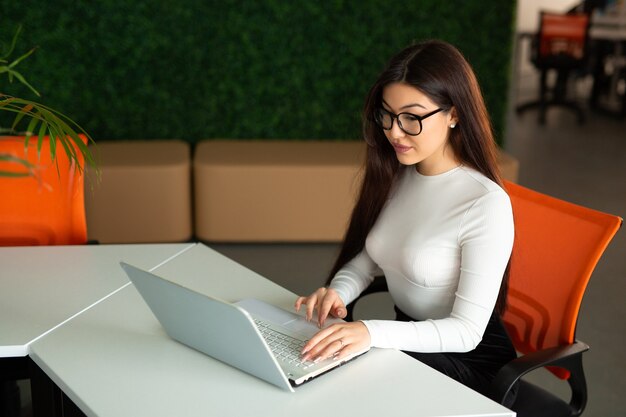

{"left": 0, "top": 24, "right": 96, "bottom": 178}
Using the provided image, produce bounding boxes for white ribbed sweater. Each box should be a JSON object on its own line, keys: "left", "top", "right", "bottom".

{"left": 329, "top": 165, "right": 514, "bottom": 353}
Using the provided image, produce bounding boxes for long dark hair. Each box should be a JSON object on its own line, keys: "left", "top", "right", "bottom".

{"left": 327, "top": 40, "right": 510, "bottom": 314}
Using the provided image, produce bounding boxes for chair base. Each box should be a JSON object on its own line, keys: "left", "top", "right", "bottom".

{"left": 517, "top": 66, "right": 586, "bottom": 125}
{"left": 516, "top": 99, "right": 585, "bottom": 125}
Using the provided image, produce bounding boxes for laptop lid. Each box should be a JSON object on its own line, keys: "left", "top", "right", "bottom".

{"left": 120, "top": 262, "right": 294, "bottom": 392}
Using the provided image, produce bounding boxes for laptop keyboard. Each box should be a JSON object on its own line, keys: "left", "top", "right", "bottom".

{"left": 254, "top": 319, "right": 315, "bottom": 369}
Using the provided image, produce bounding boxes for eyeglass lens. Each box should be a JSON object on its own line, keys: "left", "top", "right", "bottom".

{"left": 376, "top": 109, "right": 422, "bottom": 135}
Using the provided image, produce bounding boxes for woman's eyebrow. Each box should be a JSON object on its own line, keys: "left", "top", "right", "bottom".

{"left": 400, "top": 102, "right": 427, "bottom": 111}
{"left": 382, "top": 99, "right": 427, "bottom": 111}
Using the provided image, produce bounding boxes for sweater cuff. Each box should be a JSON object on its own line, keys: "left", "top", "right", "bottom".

{"left": 361, "top": 320, "right": 385, "bottom": 348}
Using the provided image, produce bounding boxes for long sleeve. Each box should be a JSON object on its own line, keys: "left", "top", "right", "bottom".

{"left": 328, "top": 250, "right": 378, "bottom": 306}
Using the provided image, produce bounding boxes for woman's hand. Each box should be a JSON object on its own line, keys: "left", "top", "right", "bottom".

{"left": 300, "top": 321, "right": 371, "bottom": 363}
{"left": 294, "top": 287, "right": 346, "bottom": 328}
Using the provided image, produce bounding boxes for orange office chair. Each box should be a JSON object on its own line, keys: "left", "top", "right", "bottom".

{"left": 0, "top": 134, "right": 88, "bottom": 246}
{"left": 516, "top": 11, "right": 590, "bottom": 124}
{"left": 345, "top": 181, "right": 622, "bottom": 417}
{"left": 490, "top": 181, "right": 622, "bottom": 416}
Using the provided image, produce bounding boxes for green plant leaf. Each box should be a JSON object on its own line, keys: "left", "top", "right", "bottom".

{"left": 36, "top": 107, "right": 60, "bottom": 160}
{"left": 25, "top": 111, "right": 40, "bottom": 138}
{"left": 8, "top": 46, "right": 38, "bottom": 69}
{"left": 37, "top": 120, "right": 49, "bottom": 159}
{"left": 0, "top": 153, "right": 34, "bottom": 167}
{"left": 35, "top": 102, "right": 94, "bottom": 167}
{"left": 0, "top": 96, "right": 16, "bottom": 107}
{"left": 0, "top": 152, "right": 34, "bottom": 177}
{"left": 0, "top": 22, "right": 99, "bottom": 180}
{"left": 0, "top": 24, "right": 22, "bottom": 60}
{"left": 0, "top": 171, "right": 31, "bottom": 177}
{"left": 36, "top": 128, "right": 44, "bottom": 161}
{"left": 0, "top": 95, "right": 98, "bottom": 179}
{"left": 7, "top": 68, "right": 41, "bottom": 97}
{"left": 24, "top": 131, "right": 30, "bottom": 152}
{"left": 11, "top": 103, "right": 34, "bottom": 131}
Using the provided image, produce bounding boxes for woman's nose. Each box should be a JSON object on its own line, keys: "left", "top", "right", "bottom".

{"left": 389, "top": 118, "right": 405, "bottom": 139}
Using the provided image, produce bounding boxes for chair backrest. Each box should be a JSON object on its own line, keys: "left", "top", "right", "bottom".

{"left": 503, "top": 181, "right": 621, "bottom": 378}
{"left": 536, "top": 11, "right": 589, "bottom": 62}
{"left": 0, "top": 135, "right": 88, "bottom": 245}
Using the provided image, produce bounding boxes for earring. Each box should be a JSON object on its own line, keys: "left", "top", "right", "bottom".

{"left": 450, "top": 123, "right": 456, "bottom": 129}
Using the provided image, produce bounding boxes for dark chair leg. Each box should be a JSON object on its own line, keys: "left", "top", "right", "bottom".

{"left": 517, "top": 66, "right": 585, "bottom": 124}
{"left": 538, "top": 70, "right": 548, "bottom": 124}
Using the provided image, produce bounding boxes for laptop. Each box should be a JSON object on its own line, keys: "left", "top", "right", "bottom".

{"left": 120, "top": 262, "right": 368, "bottom": 392}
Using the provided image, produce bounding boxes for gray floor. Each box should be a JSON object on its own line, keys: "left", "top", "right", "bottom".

{"left": 211, "top": 75, "right": 626, "bottom": 415}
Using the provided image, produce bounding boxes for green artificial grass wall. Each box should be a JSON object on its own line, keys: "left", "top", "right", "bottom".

{"left": 1, "top": 1, "right": 516, "bottom": 144}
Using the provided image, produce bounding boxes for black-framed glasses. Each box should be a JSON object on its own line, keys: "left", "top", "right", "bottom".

{"left": 374, "top": 107, "right": 443, "bottom": 136}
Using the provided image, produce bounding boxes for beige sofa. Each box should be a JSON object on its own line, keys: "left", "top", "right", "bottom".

{"left": 85, "top": 140, "right": 192, "bottom": 243}
{"left": 193, "top": 140, "right": 519, "bottom": 242}
{"left": 84, "top": 139, "right": 518, "bottom": 243}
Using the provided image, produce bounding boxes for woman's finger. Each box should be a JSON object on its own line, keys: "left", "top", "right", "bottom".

{"left": 333, "top": 306, "right": 347, "bottom": 319}
{"left": 318, "top": 292, "right": 342, "bottom": 327}
{"left": 295, "top": 287, "right": 340, "bottom": 324}
{"left": 304, "top": 295, "right": 317, "bottom": 321}
{"left": 301, "top": 322, "right": 370, "bottom": 362}
{"left": 301, "top": 324, "right": 337, "bottom": 356}
{"left": 294, "top": 296, "right": 306, "bottom": 312}
{"left": 302, "top": 325, "right": 348, "bottom": 361}
{"left": 312, "top": 338, "right": 346, "bottom": 362}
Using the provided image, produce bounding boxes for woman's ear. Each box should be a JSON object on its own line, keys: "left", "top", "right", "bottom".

{"left": 448, "top": 107, "right": 459, "bottom": 128}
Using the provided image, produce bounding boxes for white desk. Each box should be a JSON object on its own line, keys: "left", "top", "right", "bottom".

{"left": 590, "top": 12, "right": 626, "bottom": 41}
{"left": 28, "top": 244, "right": 514, "bottom": 417}
{"left": 0, "top": 243, "right": 195, "bottom": 357}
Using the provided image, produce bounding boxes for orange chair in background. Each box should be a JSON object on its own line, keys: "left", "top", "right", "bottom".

{"left": 516, "top": 11, "right": 590, "bottom": 124}
{"left": 491, "top": 181, "right": 622, "bottom": 417}
{"left": 0, "top": 135, "right": 88, "bottom": 246}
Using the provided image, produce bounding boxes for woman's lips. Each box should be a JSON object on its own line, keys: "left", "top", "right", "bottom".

{"left": 392, "top": 143, "right": 412, "bottom": 153}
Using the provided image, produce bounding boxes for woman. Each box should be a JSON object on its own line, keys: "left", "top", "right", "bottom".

{"left": 295, "top": 40, "right": 516, "bottom": 396}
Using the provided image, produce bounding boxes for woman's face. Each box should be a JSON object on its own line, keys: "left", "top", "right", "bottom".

{"left": 380, "top": 82, "right": 458, "bottom": 175}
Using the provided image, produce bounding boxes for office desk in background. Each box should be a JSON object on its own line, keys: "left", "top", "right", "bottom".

{"left": 3, "top": 244, "right": 514, "bottom": 417}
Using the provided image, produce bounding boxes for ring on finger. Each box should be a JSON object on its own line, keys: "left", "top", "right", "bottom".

{"left": 332, "top": 339, "right": 345, "bottom": 358}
